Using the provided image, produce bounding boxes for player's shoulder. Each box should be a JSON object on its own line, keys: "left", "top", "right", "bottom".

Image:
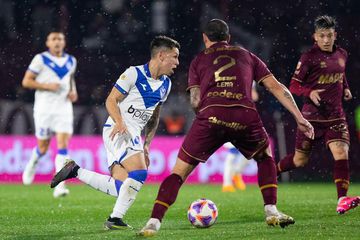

{"left": 336, "top": 46, "right": 348, "bottom": 58}
{"left": 119, "top": 65, "right": 138, "bottom": 81}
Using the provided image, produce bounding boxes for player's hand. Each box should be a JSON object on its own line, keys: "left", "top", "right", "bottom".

{"left": 343, "top": 88, "right": 352, "bottom": 101}
{"left": 297, "top": 117, "right": 314, "bottom": 140}
{"left": 67, "top": 91, "right": 78, "bottom": 102}
{"left": 309, "top": 89, "right": 325, "bottom": 106}
{"left": 143, "top": 145, "right": 150, "bottom": 168}
{"left": 44, "top": 83, "right": 60, "bottom": 92}
{"left": 109, "top": 121, "right": 128, "bottom": 141}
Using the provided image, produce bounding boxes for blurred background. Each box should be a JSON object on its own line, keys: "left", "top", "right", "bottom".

{"left": 0, "top": 0, "right": 359, "bottom": 182}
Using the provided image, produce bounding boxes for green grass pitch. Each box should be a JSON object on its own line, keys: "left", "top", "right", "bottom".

{"left": 0, "top": 183, "right": 359, "bottom": 240}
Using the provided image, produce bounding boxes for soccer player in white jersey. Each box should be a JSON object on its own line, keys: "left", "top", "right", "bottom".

{"left": 22, "top": 31, "right": 78, "bottom": 198}
{"left": 50, "top": 36, "right": 180, "bottom": 229}
{"left": 222, "top": 83, "right": 259, "bottom": 192}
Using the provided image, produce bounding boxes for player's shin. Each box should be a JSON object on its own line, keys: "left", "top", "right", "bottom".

{"left": 77, "top": 168, "right": 122, "bottom": 197}
{"left": 22, "top": 147, "right": 45, "bottom": 185}
{"left": 110, "top": 170, "right": 147, "bottom": 218}
{"left": 151, "top": 173, "right": 184, "bottom": 222}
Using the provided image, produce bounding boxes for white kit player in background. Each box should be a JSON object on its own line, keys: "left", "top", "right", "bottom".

{"left": 50, "top": 36, "right": 180, "bottom": 230}
{"left": 22, "top": 31, "right": 78, "bottom": 198}
{"left": 222, "top": 82, "right": 259, "bottom": 192}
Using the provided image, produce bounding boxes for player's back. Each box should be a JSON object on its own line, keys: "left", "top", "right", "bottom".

{"left": 188, "top": 42, "right": 271, "bottom": 112}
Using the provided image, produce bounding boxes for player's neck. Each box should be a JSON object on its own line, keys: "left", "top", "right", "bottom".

{"left": 148, "top": 60, "right": 161, "bottom": 80}
{"left": 48, "top": 50, "right": 63, "bottom": 57}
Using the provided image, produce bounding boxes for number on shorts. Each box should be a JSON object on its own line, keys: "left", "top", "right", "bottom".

{"left": 213, "top": 55, "right": 236, "bottom": 82}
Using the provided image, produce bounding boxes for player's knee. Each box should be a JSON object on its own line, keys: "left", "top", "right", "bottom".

{"left": 331, "top": 147, "right": 348, "bottom": 159}
{"left": 293, "top": 155, "right": 309, "bottom": 167}
{"left": 128, "top": 169, "right": 148, "bottom": 183}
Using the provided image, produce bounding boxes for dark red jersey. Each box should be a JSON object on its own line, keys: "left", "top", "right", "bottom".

{"left": 289, "top": 44, "right": 349, "bottom": 121}
{"left": 187, "top": 42, "right": 272, "bottom": 112}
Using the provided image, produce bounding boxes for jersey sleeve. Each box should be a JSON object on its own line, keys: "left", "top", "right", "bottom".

{"left": 291, "top": 53, "right": 311, "bottom": 83}
{"left": 27, "top": 54, "right": 43, "bottom": 74}
{"left": 187, "top": 57, "right": 200, "bottom": 91}
{"left": 160, "top": 80, "right": 172, "bottom": 104}
{"left": 250, "top": 52, "right": 272, "bottom": 85}
{"left": 114, "top": 67, "right": 137, "bottom": 95}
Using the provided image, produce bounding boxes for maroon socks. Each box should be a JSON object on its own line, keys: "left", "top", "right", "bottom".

{"left": 333, "top": 159, "right": 350, "bottom": 199}
{"left": 257, "top": 157, "right": 277, "bottom": 205}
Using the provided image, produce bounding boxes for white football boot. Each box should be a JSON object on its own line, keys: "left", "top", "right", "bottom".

{"left": 22, "top": 160, "right": 38, "bottom": 185}
{"left": 53, "top": 181, "right": 70, "bottom": 198}
{"left": 265, "top": 205, "right": 295, "bottom": 228}
{"left": 138, "top": 218, "right": 161, "bottom": 237}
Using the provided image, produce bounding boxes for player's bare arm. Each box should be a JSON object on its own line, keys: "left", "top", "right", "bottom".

{"left": 105, "top": 87, "right": 128, "bottom": 140}
{"left": 262, "top": 75, "right": 314, "bottom": 139}
{"left": 67, "top": 73, "right": 78, "bottom": 102}
{"left": 190, "top": 87, "right": 201, "bottom": 113}
{"left": 143, "top": 105, "right": 161, "bottom": 167}
{"left": 22, "top": 70, "right": 60, "bottom": 91}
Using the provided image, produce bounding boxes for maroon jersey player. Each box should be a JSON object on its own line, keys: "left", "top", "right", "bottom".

{"left": 277, "top": 15, "right": 359, "bottom": 214}
{"left": 139, "top": 19, "right": 314, "bottom": 236}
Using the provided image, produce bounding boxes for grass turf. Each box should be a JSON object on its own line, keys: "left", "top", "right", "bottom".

{"left": 0, "top": 183, "right": 359, "bottom": 240}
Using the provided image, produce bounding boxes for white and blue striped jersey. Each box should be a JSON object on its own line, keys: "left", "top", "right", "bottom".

{"left": 105, "top": 63, "right": 172, "bottom": 137}
{"left": 27, "top": 51, "right": 77, "bottom": 115}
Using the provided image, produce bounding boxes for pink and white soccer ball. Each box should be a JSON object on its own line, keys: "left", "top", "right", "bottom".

{"left": 187, "top": 198, "right": 218, "bottom": 228}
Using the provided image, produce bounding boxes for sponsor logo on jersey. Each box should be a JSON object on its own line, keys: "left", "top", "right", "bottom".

{"left": 207, "top": 90, "right": 243, "bottom": 100}
{"left": 127, "top": 105, "right": 152, "bottom": 122}
{"left": 208, "top": 116, "right": 247, "bottom": 130}
{"left": 317, "top": 73, "right": 344, "bottom": 84}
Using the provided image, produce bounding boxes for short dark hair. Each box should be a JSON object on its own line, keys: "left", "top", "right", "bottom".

{"left": 314, "top": 15, "right": 336, "bottom": 31}
{"left": 150, "top": 36, "right": 180, "bottom": 58}
{"left": 203, "top": 19, "right": 230, "bottom": 42}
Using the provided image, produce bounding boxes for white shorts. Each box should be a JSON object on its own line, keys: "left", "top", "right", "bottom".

{"left": 102, "top": 124, "right": 143, "bottom": 168}
{"left": 34, "top": 112, "right": 73, "bottom": 139}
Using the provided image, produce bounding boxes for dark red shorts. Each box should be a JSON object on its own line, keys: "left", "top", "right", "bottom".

{"left": 295, "top": 118, "right": 350, "bottom": 153}
{"left": 178, "top": 106, "right": 269, "bottom": 165}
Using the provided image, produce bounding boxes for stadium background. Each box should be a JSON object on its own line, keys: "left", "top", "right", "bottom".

{"left": 0, "top": 0, "right": 360, "bottom": 182}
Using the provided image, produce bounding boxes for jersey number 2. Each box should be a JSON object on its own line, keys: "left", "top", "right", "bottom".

{"left": 213, "top": 55, "right": 236, "bottom": 82}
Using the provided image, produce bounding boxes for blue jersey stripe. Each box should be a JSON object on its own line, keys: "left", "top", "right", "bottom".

{"left": 114, "top": 83, "right": 128, "bottom": 95}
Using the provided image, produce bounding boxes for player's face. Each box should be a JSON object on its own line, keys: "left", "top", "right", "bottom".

{"left": 46, "top": 33, "right": 66, "bottom": 54}
{"left": 314, "top": 28, "right": 337, "bottom": 52}
{"left": 160, "top": 47, "right": 180, "bottom": 76}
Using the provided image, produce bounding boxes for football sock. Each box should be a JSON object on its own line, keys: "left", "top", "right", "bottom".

{"left": 55, "top": 149, "right": 69, "bottom": 189}
{"left": 28, "top": 146, "right": 45, "bottom": 165}
{"left": 276, "top": 153, "right": 295, "bottom": 174}
{"left": 333, "top": 159, "right": 350, "bottom": 199}
{"left": 77, "top": 168, "right": 123, "bottom": 197}
{"left": 234, "top": 154, "right": 249, "bottom": 174}
{"left": 110, "top": 170, "right": 147, "bottom": 218}
{"left": 223, "top": 152, "right": 236, "bottom": 186}
{"left": 151, "top": 173, "right": 183, "bottom": 222}
{"left": 257, "top": 157, "right": 277, "bottom": 205}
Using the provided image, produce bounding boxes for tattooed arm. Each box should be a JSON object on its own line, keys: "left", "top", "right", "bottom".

{"left": 143, "top": 105, "right": 161, "bottom": 167}
{"left": 262, "top": 75, "right": 314, "bottom": 139}
{"left": 189, "top": 87, "right": 201, "bottom": 114}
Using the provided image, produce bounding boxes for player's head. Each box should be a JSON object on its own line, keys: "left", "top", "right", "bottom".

{"left": 202, "top": 19, "right": 230, "bottom": 47}
{"left": 313, "top": 15, "right": 337, "bottom": 52}
{"left": 150, "top": 36, "right": 180, "bottom": 76}
{"left": 46, "top": 31, "right": 66, "bottom": 54}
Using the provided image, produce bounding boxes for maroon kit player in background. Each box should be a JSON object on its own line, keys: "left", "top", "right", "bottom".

{"left": 139, "top": 19, "right": 314, "bottom": 236}
{"left": 277, "top": 15, "right": 359, "bottom": 214}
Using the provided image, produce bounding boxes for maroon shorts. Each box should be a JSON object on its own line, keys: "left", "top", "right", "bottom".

{"left": 295, "top": 119, "right": 350, "bottom": 153}
{"left": 178, "top": 106, "right": 269, "bottom": 165}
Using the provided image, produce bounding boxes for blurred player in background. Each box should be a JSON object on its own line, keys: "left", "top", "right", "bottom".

{"left": 22, "top": 31, "right": 77, "bottom": 198}
{"left": 222, "top": 83, "right": 259, "bottom": 192}
{"left": 51, "top": 36, "right": 180, "bottom": 230}
{"left": 276, "top": 15, "right": 360, "bottom": 214}
{"left": 140, "top": 19, "right": 314, "bottom": 236}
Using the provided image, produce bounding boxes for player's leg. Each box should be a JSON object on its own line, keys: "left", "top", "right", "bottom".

{"left": 105, "top": 152, "right": 147, "bottom": 230}
{"left": 53, "top": 132, "right": 72, "bottom": 197}
{"left": 276, "top": 127, "right": 314, "bottom": 174}
{"left": 326, "top": 121, "right": 359, "bottom": 214}
{"left": 253, "top": 146, "right": 295, "bottom": 228}
{"left": 232, "top": 152, "right": 248, "bottom": 190}
{"left": 22, "top": 138, "right": 50, "bottom": 185}
{"left": 222, "top": 147, "right": 238, "bottom": 192}
{"left": 139, "top": 158, "right": 197, "bottom": 236}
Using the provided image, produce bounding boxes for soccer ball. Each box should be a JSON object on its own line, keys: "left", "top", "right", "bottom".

{"left": 187, "top": 198, "right": 218, "bottom": 228}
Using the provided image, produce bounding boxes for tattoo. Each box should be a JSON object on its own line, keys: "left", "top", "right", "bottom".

{"left": 144, "top": 106, "right": 160, "bottom": 147}
{"left": 283, "top": 89, "right": 297, "bottom": 108}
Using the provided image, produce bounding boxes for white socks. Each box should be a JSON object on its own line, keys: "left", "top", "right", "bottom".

{"left": 110, "top": 178, "right": 143, "bottom": 218}
{"left": 223, "top": 152, "right": 236, "bottom": 186}
{"left": 29, "top": 147, "right": 43, "bottom": 166}
{"left": 265, "top": 204, "right": 279, "bottom": 216}
{"left": 77, "top": 168, "right": 122, "bottom": 197}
